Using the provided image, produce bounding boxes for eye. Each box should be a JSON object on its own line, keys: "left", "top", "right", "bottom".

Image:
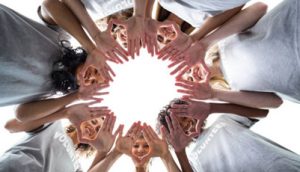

{"left": 95, "top": 126, "right": 100, "bottom": 132}
{"left": 143, "top": 144, "right": 149, "bottom": 148}
{"left": 133, "top": 144, "right": 139, "bottom": 148}
{"left": 166, "top": 39, "right": 172, "bottom": 44}
{"left": 187, "top": 76, "right": 194, "bottom": 82}
{"left": 91, "top": 119, "right": 98, "bottom": 125}
{"left": 157, "top": 35, "right": 164, "bottom": 43}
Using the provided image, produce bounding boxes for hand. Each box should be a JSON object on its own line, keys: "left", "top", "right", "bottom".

{"left": 175, "top": 79, "right": 213, "bottom": 100}
{"left": 143, "top": 19, "right": 175, "bottom": 56}
{"left": 80, "top": 49, "right": 115, "bottom": 82}
{"left": 65, "top": 102, "right": 111, "bottom": 140}
{"left": 115, "top": 121, "right": 142, "bottom": 155}
{"left": 169, "top": 99, "right": 210, "bottom": 123}
{"left": 143, "top": 124, "right": 169, "bottom": 159}
{"left": 79, "top": 114, "right": 123, "bottom": 153}
{"left": 161, "top": 114, "right": 196, "bottom": 152}
{"left": 93, "top": 21, "right": 128, "bottom": 64}
{"left": 168, "top": 41, "right": 209, "bottom": 76}
{"left": 114, "top": 16, "right": 144, "bottom": 58}
{"left": 158, "top": 23, "right": 192, "bottom": 61}
{"left": 77, "top": 83, "right": 109, "bottom": 101}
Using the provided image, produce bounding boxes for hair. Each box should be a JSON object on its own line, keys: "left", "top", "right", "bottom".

{"left": 51, "top": 40, "right": 87, "bottom": 94}
{"left": 65, "top": 124, "right": 95, "bottom": 157}
{"left": 205, "top": 45, "right": 231, "bottom": 90}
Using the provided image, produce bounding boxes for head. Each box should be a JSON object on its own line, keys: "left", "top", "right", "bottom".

{"left": 131, "top": 133, "right": 151, "bottom": 168}
{"left": 65, "top": 117, "right": 105, "bottom": 157}
{"left": 157, "top": 26, "right": 176, "bottom": 49}
{"left": 157, "top": 99, "right": 202, "bottom": 137}
{"left": 111, "top": 24, "right": 128, "bottom": 48}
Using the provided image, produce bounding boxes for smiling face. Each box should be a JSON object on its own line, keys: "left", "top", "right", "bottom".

{"left": 80, "top": 117, "right": 104, "bottom": 140}
{"left": 113, "top": 25, "right": 128, "bottom": 48}
{"left": 76, "top": 65, "right": 107, "bottom": 86}
{"left": 131, "top": 134, "right": 150, "bottom": 167}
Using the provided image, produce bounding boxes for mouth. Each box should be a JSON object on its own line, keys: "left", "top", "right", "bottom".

{"left": 84, "top": 125, "right": 96, "bottom": 139}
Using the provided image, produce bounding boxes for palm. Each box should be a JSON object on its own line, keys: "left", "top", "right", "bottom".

{"left": 176, "top": 79, "right": 213, "bottom": 100}
{"left": 116, "top": 136, "right": 133, "bottom": 155}
{"left": 183, "top": 42, "right": 206, "bottom": 66}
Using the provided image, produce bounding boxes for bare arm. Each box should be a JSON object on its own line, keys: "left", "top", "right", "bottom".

{"left": 16, "top": 92, "right": 78, "bottom": 122}
{"left": 5, "top": 108, "right": 67, "bottom": 133}
{"left": 88, "top": 149, "right": 122, "bottom": 172}
{"left": 42, "top": 0, "right": 95, "bottom": 52}
{"left": 200, "top": 2, "right": 268, "bottom": 49}
{"left": 190, "top": 5, "right": 244, "bottom": 41}
{"left": 213, "top": 89, "right": 283, "bottom": 109}
{"left": 161, "top": 151, "right": 182, "bottom": 172}
{"left": 175, "top": 149, "right": 194, "bottom": 172}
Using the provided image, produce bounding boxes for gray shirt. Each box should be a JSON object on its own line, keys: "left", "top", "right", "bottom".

{"left": 0, "top": 5, "right": 61, "bottom": 106}
{"left": 0, "top": 122, "right": 81, "bottom": 172}
{"left": 188, "top": 114, "right": 300, "bottom": 172}
{"left": 218, "top": 0, "right": 300, "bottom": 103}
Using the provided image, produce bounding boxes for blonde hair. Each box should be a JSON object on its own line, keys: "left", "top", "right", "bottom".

{"left": 205, "top": 45, "right": 230, "bottom": 90}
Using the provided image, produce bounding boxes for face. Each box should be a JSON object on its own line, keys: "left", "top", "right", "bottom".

{"left": 131, "top": 137, "right": 150, "bottom": 166}
{"left": 182, "top": 63, "right": 209, "bottom": 83}
{"left": 80, "top": 117, "right": 104, "bottom": 140}
{"left": 175, "top": 116, "right": 198, "bottom": 136}
{"left": 157, "top": 26, "right": 176, "bottom": 48}
{"left": 113, "top": 25, "right": 128, "bottom": 48}
{"left": 76, "top": 65, "right": 107, "bottom": 86}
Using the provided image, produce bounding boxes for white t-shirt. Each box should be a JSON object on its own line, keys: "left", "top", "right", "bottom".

{"left": 158, "top": 0, "right": 249, "bottom": 27}
{"left": 0, "top": 122, "right": 82, "bottom": 172}
{"left": 187, "top": 114, "right": 300, "bottom": 172}
{"left": 81, "top": 0, "right": 133, "bottom": 20}
{"left": 218, "top": 0, "right": 300, "bottom": 103}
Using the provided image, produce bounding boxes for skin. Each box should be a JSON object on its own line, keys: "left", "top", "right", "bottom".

{"left": 131, "top": 137, "right": 150, "bottom": 168}
{"left": 76, "top": 65, "right": 108, "bottom": 86}
{"left": 157, "top": 26, "right": 176, "bottom": 49}
{"left": 80, "top": 117, "right": 104, "bottom": 140}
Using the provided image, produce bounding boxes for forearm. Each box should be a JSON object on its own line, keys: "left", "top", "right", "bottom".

{"left": 145, "top": 0, "right": 155, "bottom": 18}
{"left": 210, "top": 102, "right": 269, "bottom": 119}
{"left": 213, "top": 89, "right": 283, "bottom": 108}
{"left": 88, "top": 151, "right": 109, "bottom": 171}
{"left": 42, "top": 0, "right": 95, "bottom": 52}
{"left": 190, "top": 5, "right": 243, "bottom": 41}
{"left": 134, "top": 0, "right": 148, "bottom": 17}
{"left": 175, "top": 149, "right": 194, "bottom": 172}
{"left": 16, "top": 92, "right": 78, "bottom": 122}
{"left": 5, "top": 108, "right": 67, "bottom": 133}
{"left": 161, "top": 151, "right": 181, "bottom": 172}
{"left": 62, "top": 0, "right": 100, "bottom": 41}
{"left": 200, "top": 2, "right": 267, "bottom": 49}
{"left": 88, "top": 149, "right": 122, "bottom": 172}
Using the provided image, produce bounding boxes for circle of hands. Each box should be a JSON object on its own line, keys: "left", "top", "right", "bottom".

{"left": 65, "top": 15, "right": 216, "bottom": 157}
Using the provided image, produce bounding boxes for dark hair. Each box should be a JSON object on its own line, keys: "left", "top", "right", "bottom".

{"left": 51, "top": 40, "right": 87, "bottom": 93}
{"left": 156, "top": 98, "right": 188, "bottom": 133}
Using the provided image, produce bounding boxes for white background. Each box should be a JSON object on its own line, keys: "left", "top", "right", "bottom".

{"left": 0, "top": 0, "right": 299, "bottom": 171}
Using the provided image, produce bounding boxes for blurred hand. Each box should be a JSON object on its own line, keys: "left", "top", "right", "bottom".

{"left": 161, "top": 114, "right": 197, "bottom": 152}
{"left": 65, "top": 102, "right": 111, "bottom": 141}
{"left": 143, "top": 124, "right": 169, "bottom": 159}
{"left": 93, "top": 21, "right": 128, "bottom": 64}
{"left": 113, "top": 16, "right": 144, "bottom": 58}
{"left": 77, "top": 83, "right": 109, "bottom": 101}
{"left": 79, "top": 114, "right": 123, "bottom": 153}
{"left": 115, "top": 121, "right": 142, "bottom": 155}
{"left": 168, "top": 41, "right": 209, "bottom": 77}
{"left": 169, "top": 99, "right": 210, "bottom": 124}
{"left": 158, "top": 23, "right": 192, "bottom": 61}
{"left": 175, "top": 79, "right": 213, "bottom": 100}
{"left": 80, "top": 49, "right": 115, "bottom": 82}
{"left": 143, "top": 19, "right": 175, "bottom": 56}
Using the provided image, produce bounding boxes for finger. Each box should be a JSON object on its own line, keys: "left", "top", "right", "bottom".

{"left": 170, "top": 63, "right": 187, "bottom": 75}
{"left": 108, "top": 115, "right": 116, "bottom": 132}
{"left": 160, "top": 126, "right": 168, "bottom": 141}
{"left": 175, "top": 82, "right": 194, "bottom": 90}
{"left": 170, "top": 111, "right": 188, "bottom": 118}
{"left": 128, "top": 39, "right": 133, "bottom": 59}
{"left": 108, "top": 51, "right": 123, "bottom": 64}
{"left": 147, "top": 125, "right": 159, "bottom": 140}
{"left": 113, "top": 124, "right": 124, "bottom": 137}
{"left": 94, "top": 91, "right": 109, "bottom": 96}
{"left": 157, "top": 45, "right": 172, "bottom": 59}
{"left": 101, "top": 114, "right": 111, "bottom": 131}
{"left": 165, "top": 115, "right": 174, "bottom": 136}
{"left": 177, "top": 89, "right": 194, "bottom": 95}
{"left": 114, "top": 47, "right": 129, "bottom": 62}
{"left": 168, "top": 60, "right": 182, "bottom": 68}
{"left": 169, "top": 108, "right": 187, "bottom": 114}
{"left": 170, "top": 104, "right": 189, "bottom": 109}
{"left": 136, "top": 38, "right": 141, "bottom": 56}
{"left": 175, "top": 66, "right": 190, "bottom": 80}
{"left": 142, "top": 125, "right": 153, "bottom": 143}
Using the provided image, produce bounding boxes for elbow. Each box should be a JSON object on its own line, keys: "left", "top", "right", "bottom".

{"left": 15, "top": 105, "right": 31, "bottom": 122}
{"left": 4, "top": 120, "right": 19, "bottom": 133}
